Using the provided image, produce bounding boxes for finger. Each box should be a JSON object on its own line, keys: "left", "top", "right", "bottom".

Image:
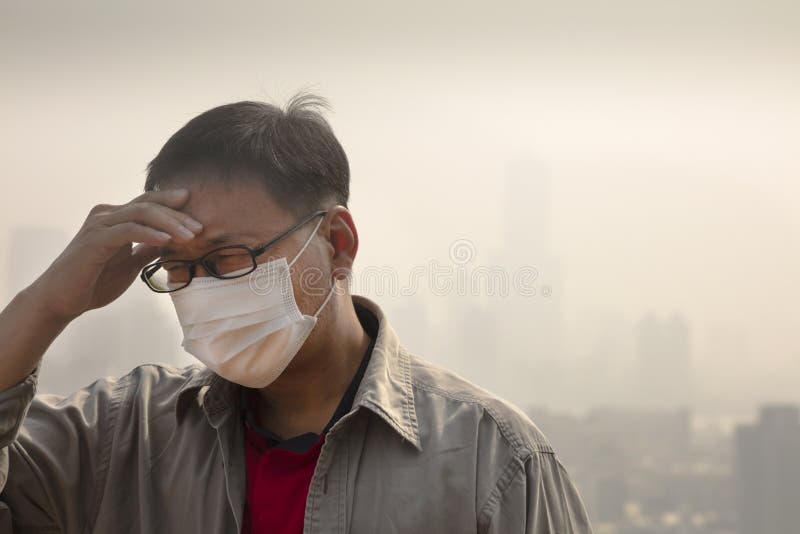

{"left": 89, "top": 222, "right": 174, "bottom": 249}
{"left": 95, "top": 202, "right": 202, "bottom": 243}
{"left": 129, "top": 188, "right": 192, "bottom": 209}
{"left": 88, "top": 203, "right": 122, "bottom": 216}
{"left": 83, "top": 190, "right": 187, "bottom": 225}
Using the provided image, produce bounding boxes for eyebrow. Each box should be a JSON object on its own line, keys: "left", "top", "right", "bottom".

{"left": 158, "top": 233, "right": 263, "bottom": 258}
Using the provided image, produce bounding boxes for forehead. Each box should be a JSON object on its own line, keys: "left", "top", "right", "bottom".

{"left": 160, "top": 168, "right": 296, "bottom": 254}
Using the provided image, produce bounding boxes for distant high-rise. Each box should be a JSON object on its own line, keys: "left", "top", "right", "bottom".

{"left": 635, "top": 312, "right": 692, "bottom": 409}
{"left": 735, "top": 404, "right": 800, "bottom": 534}
{"left": 499, "top": 156, "right": 568, "bottom": 408}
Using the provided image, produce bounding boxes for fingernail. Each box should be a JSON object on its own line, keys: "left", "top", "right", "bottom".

{"left": 155, "top": 231, "right": 171, "bottom": 241}
{"left": 185, "top": 219, "right": 203, "bottom": 232}
{"left": 177, "top": 226, "right": 195, "bottom": 239}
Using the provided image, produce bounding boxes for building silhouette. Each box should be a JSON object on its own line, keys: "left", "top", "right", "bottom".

{"left": 499, "top": 155, "right": 568, "bottom": 408}
{"left": 735, "top": 404, "right": 800, "bottom": 534}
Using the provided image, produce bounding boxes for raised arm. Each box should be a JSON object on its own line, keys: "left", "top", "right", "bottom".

{"left": 0, "top": 188, "right": 201, "bottom": 530}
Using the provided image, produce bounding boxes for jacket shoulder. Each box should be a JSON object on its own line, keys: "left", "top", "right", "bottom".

{"left": 405, "top": 350, "right": 555, "bottom": 457}
{"left": 123, "top": 362, "right": 206, "bottom": 385}
{"left": 94, "top": 362, "right": 210, "bottom": 417}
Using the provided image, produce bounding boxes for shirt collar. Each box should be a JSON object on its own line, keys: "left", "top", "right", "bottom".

{"left": 175, "top": 295, "right": 422, "bottom": 451}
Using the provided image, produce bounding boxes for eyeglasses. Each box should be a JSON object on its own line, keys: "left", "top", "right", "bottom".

{"left": 140, "top": 210, "right": 326, "bottom": 293}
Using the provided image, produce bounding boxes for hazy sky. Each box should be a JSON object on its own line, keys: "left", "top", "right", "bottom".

{"left": 1, "top": 0, "right": 798, "bottom": 414}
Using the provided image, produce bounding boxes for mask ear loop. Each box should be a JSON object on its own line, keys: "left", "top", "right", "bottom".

{"left": 288, "top": 214, "right": 326, "bottom": 268}
{"left": 287, "top": 212, "right": 336, "bottom": 317}
{"left": 313, "top": 278, "right": 337, "bottom": 318}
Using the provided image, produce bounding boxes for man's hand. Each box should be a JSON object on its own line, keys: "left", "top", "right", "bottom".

{"left": 29, "top": 188, "right": 203, "bottom": 320}
{"left": 0, "top": 188, "right": 203, "bottom": 391}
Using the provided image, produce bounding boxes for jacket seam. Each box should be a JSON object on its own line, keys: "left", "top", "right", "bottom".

{"left": 548, "top": 454, "right": 578, "bottom": 533}
{"left": 0, "top": 372, "right": 38, "bottom": 451}
{"left": 411, "top": 380, "right": 554, "bottom": 456}
{"left": 476, "top": 455, "right": 525, "bottom": 531}
{"left": 396, "top": 347, "right": 420, "bottom": 442}
{"left": 88, "top": 373, "right": 135, "bottom": 532}
{"left": 337, "top": 439, "right": 348, "bottom": 534}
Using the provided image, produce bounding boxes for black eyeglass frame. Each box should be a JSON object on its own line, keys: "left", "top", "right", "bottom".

{"left": 140, "top": 209, "right": 327, "bottom": 293}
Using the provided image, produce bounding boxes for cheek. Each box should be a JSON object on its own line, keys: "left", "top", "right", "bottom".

{"left": 289, "top": 253, "right": 330, "bottom": 311}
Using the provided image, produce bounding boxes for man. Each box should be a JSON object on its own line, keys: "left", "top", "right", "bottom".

{"left": 0, "top": 94, "right": 592, "bottom": 533}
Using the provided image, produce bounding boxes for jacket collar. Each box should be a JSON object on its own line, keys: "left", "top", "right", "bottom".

{"left": 349, "top": 295, "right": 421, "bottom": 449}
{"left": 175, "top": 295, "right": 422, "bottom": 451}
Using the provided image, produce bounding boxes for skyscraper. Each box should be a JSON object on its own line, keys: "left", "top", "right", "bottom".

{"left": 735, "top": 404, "right": 800, "bottom": 534}
{"left": 500, "top": 155, "right": 568, "bottom": 408}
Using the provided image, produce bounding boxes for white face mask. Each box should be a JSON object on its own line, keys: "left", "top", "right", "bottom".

{"left": 169, "top": 215, "right": 335, "bottom": 388}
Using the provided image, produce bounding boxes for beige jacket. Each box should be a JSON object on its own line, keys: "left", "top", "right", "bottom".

{"left": 0, "top": 295, "right": 592, "bottom": 533}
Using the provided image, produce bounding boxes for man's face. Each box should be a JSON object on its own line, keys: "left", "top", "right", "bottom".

{"left": 158, "top": 167, "right": 334, "bottom": 318}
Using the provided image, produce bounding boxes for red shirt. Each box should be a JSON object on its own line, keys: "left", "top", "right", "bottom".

{"left": 240, "top": 305, "right": 377, "bottom": 534}
{"left": 242, "top": 423, "right": 325, "bottom": 534}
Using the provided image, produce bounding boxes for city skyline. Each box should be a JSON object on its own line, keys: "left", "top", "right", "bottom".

{"left": 5, "top": 219, "right": 795, "bottom": 421}
{"left": 1, "top": 2, "right": 797, "bottom": 533}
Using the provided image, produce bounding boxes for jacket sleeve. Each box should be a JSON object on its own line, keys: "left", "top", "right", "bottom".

{"left": 0, "top": 365, "right": 128, "bottom": 533}
{"left": 0, "top": 366, "right": 39, "bottom": 533}
{"left": 482, "top": 451, "right": 594, "bottom": 534}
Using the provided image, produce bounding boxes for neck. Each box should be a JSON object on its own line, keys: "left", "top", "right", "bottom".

{"left": 250, "top": 294, "right": 371, "bottom": 439}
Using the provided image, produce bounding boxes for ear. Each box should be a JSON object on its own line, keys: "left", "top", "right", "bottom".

{"left": 325, "top": 206, "right": 358, "bottom": 280}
